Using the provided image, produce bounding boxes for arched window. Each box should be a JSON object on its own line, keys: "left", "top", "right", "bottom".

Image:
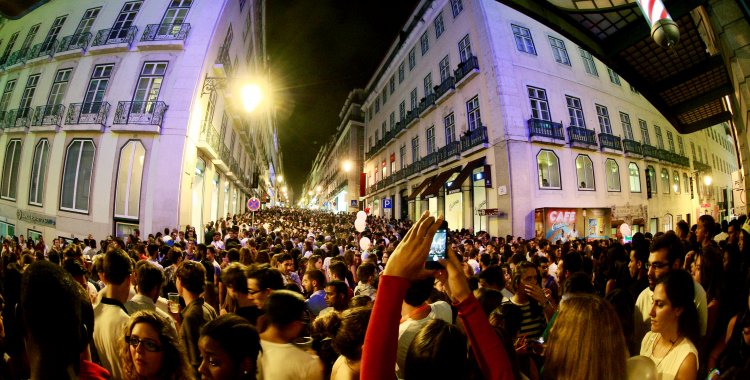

{"left": 28, "top": 139, "right": 50, "bottom": 206}
{"left": 647, "top": 166, "right": 657, "bottom": 195}
{"left": 672, "top": 170, "right": 680, "bottom": 194}
{"left": 605, "top": 159, "right": 620, "bottom": 191}
{"left": 61, "top": 139, "right": 96, "bottom": 213}
{"left": 575, "top": 154, "right": 595, "bottom": 190}
{"left": 114, "top": 140, "right": 146, "bottom": 219}
{"left": 628, "top": 163, "right": 641, "bottom": 192}
{"left": 661, "top": 168, "right": 670, "bottom": 194}
{"left": 683, "top": 173, "right": 689, "bottom": 194}
{"left": 537, "top": 149, "right": 561, "bottom": 189}
{"left": 0, "top": 139, "right": 22, "bottom": 201}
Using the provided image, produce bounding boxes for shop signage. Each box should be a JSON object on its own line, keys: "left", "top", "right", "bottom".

{"left": 17, "top": 210, "right": 56, "bottom": 227}
{"left": 478, "top": 208, "right": 506, "bottom": 217}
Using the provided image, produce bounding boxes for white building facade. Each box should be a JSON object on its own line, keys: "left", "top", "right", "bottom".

{"left": 362, "top": 0, "right": 738, "bottom": 238}
{"left": 0, "top": 0, "right": 279, "bottom": 243}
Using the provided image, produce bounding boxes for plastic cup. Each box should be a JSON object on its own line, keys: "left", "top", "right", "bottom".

{"left": 168, "top": 293, "right": 180, "bottom": 313}
{"left": 292, "top": 336, "right": 314, "bottom": 350}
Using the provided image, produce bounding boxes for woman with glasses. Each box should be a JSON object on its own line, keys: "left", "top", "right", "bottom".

{"left": 120, "top": 310, "right": 193, "bottom": 379}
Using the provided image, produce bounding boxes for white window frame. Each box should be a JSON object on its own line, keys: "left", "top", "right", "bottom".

{"left": 60, "top": 139, "right": 96, "bottom": 213}
{"left": 620, "top": 112, "right": 633, "bottom": 140}
{"left": 576, "top": 154, "right": 595, "bottom": 190}
{"left": 661, "top": 168, "right": 670, "bottom": 194}
{"left": 511, "top": 24, "right": 536, "bottom": 55}
{"left": 1, "top": 139, "right": 22, "bottom": 201}
{"left": 114, "top": 140, "right": 146, "bottom": 219}
{"left": 451, "top": 0, "right": 463, "bottom": 18}
{"left": 605, "top": 159, "right": 620, "bottom": 192}
{"left": 580, "top": 48, "right": 598, "bottom": 76}
{"left": 426, "top": 126, "right": 436, "bottom": 154}
{"left": 537, "top": 149, "right": 561, "bottom": 189}
{"left": 444, "top": 113, "right": 456, "bottom": 144}
{"left": 467, "top": 96, "right": 481, "bottom": 131}
{"left": 528, "top": 86, "right": 550, "bottom": 121}
{"left": 566, "top": 95, "right": 585, "bottom": 128}
{"left": 28, "top": 139, "right": 49, "bottom": 206}
{"left": 628, "top": 163, "right": 641, "bottom": 193}
{"left": 439, "top": 55, "right": 451, "bottom": 82}
{"left": 420, "top": 31, "right": 429, "bottom": 56}
{"left": 596, "top": 104, "right": 611, "bottom": 134}
{"left": 548, "top": 36, "right": 570, "bottom": 65}
{"left": 458, "top": 34, "right": 472, "bottom": 62}
{"left": 434, "top": 12, "right": 445, "bottom": 38}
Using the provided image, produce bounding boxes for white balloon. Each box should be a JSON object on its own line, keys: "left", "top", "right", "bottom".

{"left": 356, "top": 211, "right": 367, "bottom": 221}
{"left": 626, "top": 355, "right": 657, "bottom": 380}
{"left": 359, "top": 237, "right": 371, "bottom": 251}
{"left": 354, "top": 219, "right": 366, "bottom": 233}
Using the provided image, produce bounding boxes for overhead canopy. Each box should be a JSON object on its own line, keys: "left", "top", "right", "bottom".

{"left": 407, "top": 175, "right": 435, "bottom": 201}
{"left": 498, "top": 0, "right": 731, "bottom": 133}
{"left": 446, "top": 157, "right": 486, "bottom": 194}
{"left": 420, "top": 166, "right": 462, "bottom": 199}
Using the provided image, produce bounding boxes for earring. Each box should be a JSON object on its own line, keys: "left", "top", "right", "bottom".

{"left": 244, "top": 371, "right": 249, "bottom": 375}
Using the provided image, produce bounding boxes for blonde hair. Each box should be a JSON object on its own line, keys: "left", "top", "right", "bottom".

{"left": 545, "top": 294, "right": 628, "bottom": 380}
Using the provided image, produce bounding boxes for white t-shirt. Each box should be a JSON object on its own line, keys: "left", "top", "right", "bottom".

{"left": 633, "top": 281, "right": 707, "bottom": 345}
{"left": 93, "top": 300, "right": 129, "bottom": 379}
{"left": 258, "top": 340, "right": 324, "bottom": 380}
{"left": 640, "top": 331, "right": 698, "bottom": 380}
{"left": 396, "top": 301, "right": 452, "bottom": 378}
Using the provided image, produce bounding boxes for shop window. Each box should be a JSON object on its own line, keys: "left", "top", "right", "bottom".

{"left": 661, "top": 168, "right": 670, "bottom": 194}
{"left": 575, "top": 154, "right": 594, "bottom": 190}
{"left": 683, "top": 173, "right": 689, "bottom": 193}
{"left": 537, "top": 149, "right": 560, "bottom": 189}
{"left": 605, "top": 159, "right": 620, "bottom": 192}
{"left": 114, "top": 140, "right": 146, "bottom": 219}
{"left": 672, "top": 171, "right": 680, "bottom": 194}
{"left": 628, "top": 163, "right": 641, "bottom": 193}
{"left": 60, "top": 139, "right": 96, "bottom": 213}
{"left": 647, "top": 166, "right": 657, "bottom": 196}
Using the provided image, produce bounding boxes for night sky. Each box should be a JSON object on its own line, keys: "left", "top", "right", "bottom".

{"left": 266, "top": 0, "right": 420, "bottom": 200}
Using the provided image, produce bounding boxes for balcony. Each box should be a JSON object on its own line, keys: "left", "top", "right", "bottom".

{"left": 393, "top": 170, "right": 406, "bottom": 183}
{"left": 528, "top": 118, "right": 565, "bottom": 145}
{"left": 418, "top": 93, "right": 436, "bottom": 117}
{"left": 434, "top": 76, "right": 455, "bottom": 104}
{"left": 693, "top": 160, "right": 712, "bottom": 173}
{"left": 404, "top": 109, "right": 420, "bottom": 128}
{"left": 25, "top": 40, "right": 57, "bottom": 64}
{"left": 393, "top": 121, "right": 406, "bottom": 137}
{"left": 566, "top": 126, "right": 597, "bottom": 149}
{"left": 598, "top": 133, "right": 622, "bottom": 152}
{"left": 90, "top": 26, "right": 138, "bottom": 53}
{"left": 642, "top": 144, "right": 659, "bottom": 161}
{"left": 112, "top": 101, "right": 168, "bottom": 133}
{"left": 214, "top": 44, "right": 233, "bottom": 78}
{"left": 421, "top": 151, "right": 439, "bottom": 172}
{"left": 31, "top": 104, "right": 65, "bottom": 131}
{"left": 4, "top": 108, "right": 32, "bottom": 131}
{"left": 405, "top": 160, "right": 423, "bottom": 179}
{"left": 675, "top": 155, "right": 690, "bottom": 168}
{"left": 197, "top": 121, "right": 221, "bottom": 159}
{"left": 657, "top": 148, "right": 671, "bottom": 163}
{"left": 437, "top": 141, "right": 461, "bottom": 163}
{"left": 139, "top": 23, "right": 191, "bottom": 50}
{"left": 2, "top": 50, "right": 27, "bottom": 70}
{"left": 623, "top": 139, "right": 642, "bottom": 157}
{"left": 454, "top": 55, "right": 479, "bottom": 87}
{"left": 66, "top": 102, "right": 110, "bottom": 130}
{"left": 461, "top": 126, "right": 489, "bottom": 153}
{"left": 55, "top": 33, "right": 91, "bottom": 58}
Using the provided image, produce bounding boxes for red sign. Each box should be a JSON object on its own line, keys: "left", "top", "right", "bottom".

{"left": 390, "top": 153, "right": 396, "bottom": 162}
{"left": 382, "top": 160, "right": 386, "bottom": 168}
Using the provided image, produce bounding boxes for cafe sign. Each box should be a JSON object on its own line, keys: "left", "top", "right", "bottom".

{"left": 17, "top": 209, "right": 56, "bottom": 227}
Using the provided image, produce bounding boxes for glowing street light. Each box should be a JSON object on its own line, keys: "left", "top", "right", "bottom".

{"left": 241, "top": 84, "right": 263, "bottom": 113}
{"left": 704, "top": 175, "right": 712, "bottom": 186}
{"left": 277, "top": 175, "right": 283, "bottom": 184}
{"left": 342, "top": 160, "right": 353, "bottom": 172}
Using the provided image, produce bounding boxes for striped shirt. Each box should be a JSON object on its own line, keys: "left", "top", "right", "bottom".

{"left": 514, "top": 300, "right": 546, "bottom": 338}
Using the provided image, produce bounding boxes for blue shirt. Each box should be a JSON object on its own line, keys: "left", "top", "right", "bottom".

{"left": 306, "top": 289, "right": 327, "bottom": 316}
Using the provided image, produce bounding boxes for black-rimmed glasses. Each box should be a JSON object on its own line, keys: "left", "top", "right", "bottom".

{"left": 126, "top": 335, "right": 162, "bottom": 352}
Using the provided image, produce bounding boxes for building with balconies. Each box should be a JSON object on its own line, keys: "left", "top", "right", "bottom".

{"left": 361, "top": 0, "right": 738, "bottom": 238}
{"left": 301, "top": 89, "right": 365, "bottom": 212}
{"left": 0, "top": 0, "right": 278, "bottom": 242}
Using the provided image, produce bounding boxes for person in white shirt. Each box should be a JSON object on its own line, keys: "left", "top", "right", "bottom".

{"left": 210, "top": 232, "right": 225, "bottom": 251}
{"left": 125, "top": 261, "right": 176, "bottom": 331}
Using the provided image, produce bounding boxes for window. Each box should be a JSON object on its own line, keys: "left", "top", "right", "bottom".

{"left": 28, "top": 139, "right": 49, "bottom": 206}
{"left": 60, "top": 139, "right": 96, "bottom": 213}
{"left": 21, "top": 24, "right": 41, "bottom": 53}
{"left": 0, "top": 32, "right": 19, "bottom": 64}
{"left": 451, "top": 0, "right": 463, "bottom": 17}
{"left": 654, "top": 125, "right": 664, "bottom": 149}
{"left": 0, "top": 139, "right": 22, "bottom": 201}
{"left": 458, "top": 34, "right": 472, "bottom": 62}
{"left": 444, "top": 113, "right": 456, "bottom": 144}
{"left": 398, "top": 62, "right": 405, "bottom": 83}
{"left": 647, "top": 166, "right": 657, "bottom": 195}
{"left": 672, "top": 171, "right": 680, "bottom": 194}
{"left": 566, "top": 95, "right": 585, "bottom": 128}
{"left": 400, "top": 145, "right": 406, "bottom": 169}
{"left": 537, "top": 150, "right": 561, "bottom": 189}
{"left": 411, "top": 136, "right": 419, "bottom": 162}
{"left": 390, "top": 76, "right": 395, "bottom": 94}
{"left": 467, "top": 96, "right": 481, "bottom": 131}
{"left": 639, "top": 119, "right": 650, "bottom": 145}
{"left": 108, "top": 2, "right": 142, "bottom": 43}
{"left": 439, "top": 55, "right": 451, "bottom": 81}
{"left": 408, "top": 48, "right": 416, "bottom": 70}
{"left": 47, "top": 68, "right": 72, "bottom": 106}
{"left": 83, "top": 64, "right": 114, "bottom": 114}
{"left": 434, "top": 13, "right": 445, "bottom": 38}
{"left": 605, "top": 159, "right": 620, "bottom": 192}
{"left": 667, "top": 131, "right": 675, "bottom": 152}
{"left": 374, "top": 97, "right": 379, "bottom": 113}
{"left": 115, "top": 140, "right": 145, "bottom": 219}
{"left": 548, "top": 36, "right": 570, "bottom": 65}
{"left": 0, "top": 79, "right": 17, "bottom": 112}
{"left": 697, "top": 145, "right": 702, "bottom": 162}
{"left": 18, "top": 74, "right": 40, "bottom": 118}
{"left": 410, "top": 88, "right": 418, "bottom": 109}
{"left": 382, "top": 87, "right": 387, "bottom": 105}
{"left": 576, "top": 155, "right": 595, "bottom": 190}
{"left": 620, "top": 112, "right": 633, "bottom": 140}
{"left": 381, "top": 121, "right": 386, "bottom": 136}
{"left": 420, "top": 32, "right": 429, "bottom": 55}
{"left": 607, "top": 68, "right": 621, "bottom": 85}
{"left": 423, "top": 73, "right": 433, "bottom": 96}
{"left": 683, "top": 173, "right": 689, "bottom": 193}
{"left": 628, "top": 163, "right": 641, "bottom": 192}
{"left": 42, "top": 16, "right": 67, "bottom": 53}
{"left": 528, "top": 86, "right": 550, "bottom": 120}
{"left": 375, "top": 130, "right": 379, "bottom": 143}
{"left": 580, "top": 48, "right": 598, "bottom": 76}
{"left": 399, "top": 101, "right": 405, "bottom": 120}
{"left": 596, "top": 104, "right": 611, "bottom": 133}
{"left": 511, "top": 24, "right": 536, "bottom": 55}
{"left": 75, "top": 7, "right": 101, "bottom": 38}
{"left": 132, "top": 62, "right": 167, "bottom": 113}
{"left": 660, "top": 168, "right": 669, "bottom": 194}
{"left": 243, "top": 5, "right": 252, "bottom": 40}
{"left": 426, "top": 127, "right": 436, "bottom": 154}
{"left": 389, "top": 112, "right": 395, "bottom": 129}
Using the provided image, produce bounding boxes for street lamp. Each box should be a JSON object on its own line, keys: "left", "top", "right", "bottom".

{"left": 704, "top": 175, "right": 713, "bottom": 186}
{"left": 240, "top": 84, "right": 263, "bottom": 113}
{"left": 342, "top": 160, "right": 353, "bottom": 172}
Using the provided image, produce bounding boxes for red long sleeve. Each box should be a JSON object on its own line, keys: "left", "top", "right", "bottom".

{"left": 361, "top": 275, "right": 410, "bottom": 380}
{"left": 457, "top": 294, "right": 514, "bottom": 380}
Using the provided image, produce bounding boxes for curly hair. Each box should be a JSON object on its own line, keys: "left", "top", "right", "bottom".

{"left": 120, "top": 310, "right": 193, "bottom": 380}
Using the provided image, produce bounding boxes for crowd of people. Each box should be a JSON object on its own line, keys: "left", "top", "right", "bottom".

{"left": 0, "top": 207, "right": 749, "bottom": 379}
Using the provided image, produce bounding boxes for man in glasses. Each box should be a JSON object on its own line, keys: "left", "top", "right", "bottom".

{"left": 633, "top": 231, "right": 708, "bottom": 345}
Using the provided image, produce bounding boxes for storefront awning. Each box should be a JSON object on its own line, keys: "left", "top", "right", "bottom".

{"left": 446, "top": 157, "right": 486, "bottom": 194}
{"left": 420, "top": 166, "right": 462, "bottom": 199}
{"left": 407, "top": 175, "right": 435, "bottom": 201}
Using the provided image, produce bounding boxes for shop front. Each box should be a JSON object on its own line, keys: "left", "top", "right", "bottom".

{"left": 534, "top": 207, "right": 612, "bottom": 242}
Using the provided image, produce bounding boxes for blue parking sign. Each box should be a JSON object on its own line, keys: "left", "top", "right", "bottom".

{"left": 382, "top": 198, "right": 392, "bottom": 209}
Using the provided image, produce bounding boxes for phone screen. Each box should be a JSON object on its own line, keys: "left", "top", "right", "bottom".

{"left": 426, "top": 227, "right": 447, "bottom": 267}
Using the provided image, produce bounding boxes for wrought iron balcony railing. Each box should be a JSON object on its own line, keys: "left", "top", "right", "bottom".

{"left": 567, "top": 126, "right": 596, "bottom": 146}
{"left": 31, "top": 104, "right": 65, "bottom": 126}
{"left": 216, "top": 44, "right": 233, "bottom": 76}
{"left": 418, "top": 93, "right": 436, "bottom": 115}
{"left": 200, "top": 121, "right": 221, "bottom": 152}
{"left": 434, "top": 77, "right": 455, "bottom": 100}
{"left": 26, "top": 40, "right": 58, "bottom": 60}
{"left": 66, "top": 102, "right": 110, "bottom": 125}
{"left": 92, "top": 26, "right": 138, "bottom": 47}
{"left": 454, "top": 55, "right": 479, "bottom": 83}
{"left": 693, "top": 160, "right": 712, "bottom": 172}
{"left": 57, "top": 33, "right": 92, "bottom": 53}
{"left": 141, "top": 23, "right": 191, "bottom": 41}
{"left": 642, "top": 144, "right": 659, "bottom": 159}
{"left": 3, "top": 50, "right": 26, "bottom": 67}
{"left": 5, "top": 108, "right": 33, "bottom": 128}
{"left": 404, "top": 109, "right": 419, "bottom": 126}
{"left": 437, "top": 141, "right": 461, "bottom": 162}
{"left": 421, "top": 151, "right": 438, "bottom": 167}
{"left": 528, "top": 118, "right": 564, "bottom": 140}
{"left": 461, "top": 126, "right": 489, "bottom": 151}
{"left": 623, "top": 139, "right": 642, "bottom": 155}
{"left": 598, "top": 132, "right": 622, "bottom": 151}
{"left": 113, "top": 101, "right": 168, "bottom": 125}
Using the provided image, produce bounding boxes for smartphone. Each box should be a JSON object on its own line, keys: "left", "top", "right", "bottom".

{"left": 425, "top": 221, "right": 448, "bottom": 269}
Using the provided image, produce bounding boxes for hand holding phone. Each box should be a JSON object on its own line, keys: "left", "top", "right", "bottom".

{"left": 425, "top": 221, "right": 448, "bottom": 269}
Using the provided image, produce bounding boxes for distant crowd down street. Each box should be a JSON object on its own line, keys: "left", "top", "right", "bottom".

{"left": 1, "top": 207, "right": 749, "bottom": 379}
